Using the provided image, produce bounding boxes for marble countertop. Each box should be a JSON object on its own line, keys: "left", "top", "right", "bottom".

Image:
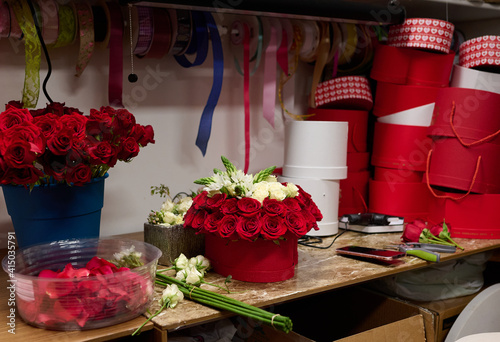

{"left": 149, "top": 230, "right": 500, "bottom": 332}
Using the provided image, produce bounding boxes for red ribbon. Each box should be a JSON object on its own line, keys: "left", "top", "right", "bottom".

{"left": 107, "top": 2, "right": 123, "bottom": 107}
{"left": 243, "top": 23, "right": 250, "bottom": 173}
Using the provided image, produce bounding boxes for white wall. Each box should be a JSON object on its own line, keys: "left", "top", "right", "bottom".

{"left": 0, "top": 13, "right": 313, "bottom": 246}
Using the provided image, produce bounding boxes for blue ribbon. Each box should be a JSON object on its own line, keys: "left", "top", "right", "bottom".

{"left": 194, "top": 12, "right": 223, "bottom": 156}
{"left": 174, "top": 11, "right": 209, "bottom": 67}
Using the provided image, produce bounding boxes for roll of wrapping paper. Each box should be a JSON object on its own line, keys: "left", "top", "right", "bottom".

{"left": 373, "top": 82, "right": 440, "bottom": 117}
{"left": 371, "top": 122, "right": 432, "bottom": 172}
{"left": 459, "top": 35, "right": 500, "bottom": 70}
{"left": 387, "top": 18, "right": 454, "bottom": 54}
{"left": 314, "top": 76, "right": 373, "bottom": 110}
{"left": 428, "top": 87, "right": 500, "bottom": 144}
{"left": 371, "top": 44, "right": 455, "bottom": 87}
{"left": 368, "top": 178, "right": 430, "bottom": 222}
{"left": 450, "top": 64, "right": 500, "bottom": 95}
{"left": 9, "top": 0, "right": 41, "bottom": 108}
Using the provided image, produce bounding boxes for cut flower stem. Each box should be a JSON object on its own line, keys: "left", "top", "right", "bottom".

{"left": 155, "top": 272, "right": 293, "bottom": 333}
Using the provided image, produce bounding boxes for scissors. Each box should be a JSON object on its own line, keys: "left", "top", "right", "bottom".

{"left": 384, "top": 243, "right": 456, "bottom": 262}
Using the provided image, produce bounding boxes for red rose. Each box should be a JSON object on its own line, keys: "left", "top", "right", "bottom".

{"left": 88, "top": 141, "right": 118, "bottom": 167}
{"left": 47, "top": 128, "right": 73, "bottom": 155}
{"left": 1, "top": 122, "right": 44, "bottom": 155}
{"left": 87, "top": 109, "right": 113, "bottom": 137}
{"left": 429, "top": 221, "right": 450, "bottom": 237}
{"left": 131, "top": 124, "right": 155, "bottom": 147}
{"left": 183, "top": 207, "right": 196, "bottom": 227}
{"left": 33, "top": 113, "right": 61, "bottom": 139}
{"left": 0, "top": 106, "right": 32, "bottom": 130}
{"left": 205, "top": 211, "right": 223, "bottom": 233}
{"left": 260, "top": 215, "right": 287, "bottom": 240}
{"left": 114, "top": 108, "right": 136, "bottom": 134}
{"left": 66, "top": 164, "right": 92, "bottom": 186}
{"left": 282, "top": 197, "right": 301, "bottom": 212}
{"left": 2, "top": 139, "right": 37, "bottom": 168}
{"left": 116, "top": 137, "right": 140, "bottom": 161}
{"left": 301, "top": 209, "right": 316, "bottom": 230}
{"left": 60, "top": 113, "right": 88, "bottom": 140}
{"left": 262, "top": 198, "right": 287, "bottom": 217}
{"left": 284, "top": 211, "right": 308, "bottom": 237}
{"left": 218, "top": 215, "right": 238, "bottom": 239}
{"left": 401, "top": 220, "right": 427, "bottom": 242}
{"left": 236, "top": 215, "right": 262, "bottom": 241}
{"left": 192, "top": 191, "right": 209, "bottom": 210}
{"left": 237, "top": 197, "right": 261, "bottom": 217}
{"left": 40, "top": 153, "right": 67, "bottom": 181}
{"left": 308, "top": 201, "right": 323, "bottom": 221}
{"left": 5, "top": 166, "right": 44, "bottom": 185}
{"left": 220, "top": 197, "right": 238, "bottom": 214}
{"left": 191, "top": 210, "right": 207, "bottom": 230}
{"left": 207, "top": 193, "right": 227, "bottom": 209}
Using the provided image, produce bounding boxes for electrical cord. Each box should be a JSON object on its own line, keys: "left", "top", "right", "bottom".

{"left": 26, "top": 0, "right": 53, "bottom": 104}
{"left": 298, "top": 229, "right": 347, "bottom": 249}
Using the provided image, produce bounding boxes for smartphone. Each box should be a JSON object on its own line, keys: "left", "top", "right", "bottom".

{"left": 336, "top": 246, "right": 405, "bottom": 262}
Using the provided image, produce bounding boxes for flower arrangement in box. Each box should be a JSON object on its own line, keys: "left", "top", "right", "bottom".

{"left": 182, "top": 156, "right": 323, "bottom": 282}
{"left": 0, "top": 101, "right": 155, "bottom": 187}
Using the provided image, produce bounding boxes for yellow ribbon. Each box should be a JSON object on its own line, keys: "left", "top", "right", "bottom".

{"left": 9, "top": 0, "right": 41, "bottom": 108}
{"left": 52, "top": 4, "right": 76, "bottom": 48}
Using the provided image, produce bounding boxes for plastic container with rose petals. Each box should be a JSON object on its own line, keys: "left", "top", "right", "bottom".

{"left": 2, "top": 238, "right": 161, "bottom": 331}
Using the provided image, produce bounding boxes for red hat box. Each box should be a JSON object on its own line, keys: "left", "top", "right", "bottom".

{"left": 428, "top": 191, "right": 500, "bottom": 239}
{"left": 428, "top": 87, "right": 500, "bottom": 144}
{"left": 450, "top": 64, "right": 500, "bottom": 95}
{"left": 306, "top": 108, "right": 368, "bottom": 153}
{"left": 283, "top": 120, "right": 348, "bottom": 180}
{"left": 371, "top": 44, "right": 454, "bottom": 87}
{"left": 347, "top": 152, "right": 370, "bottom": 172}
{"left": 427, "top": 136, "right": 500, "bottom": 194}
{"left": 387, "top": 18, "right": 454, "bottom": 54}
{"left": 339, "top": 170, "right": 370, "bottom": 217}
{"left": 377, "top": 103, "right": 434, "bottom": 127}
{"left": 373, "top": 166, "right": 424, "bottom": 184}
{"left": 373, "top": 82, "right": 441, "bottom": 117}
{"left": 371, "top": 122, "right": 432, "bottom": 172}
{"left": 314, "top": 76, "right": 373, "bottom": 111}
{"left": 369, "top": 178, "right": 430, "bottom": 222}
{"left": 459, "top": 35, "right": 500, "bottom": 70}
{"left": 279, "top": 175, "right": 340, "bottom": 237}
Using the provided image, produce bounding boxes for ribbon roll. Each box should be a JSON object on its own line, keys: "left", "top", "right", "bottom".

{"left": 277, "top": 18, "right": 289, "bottom": 76}
{"left": 52, "top": 4, "right": 76, "bottom": 48}
{"left": 133, "top": 6, "right": 153, "bottom": 57}
{"left": 174, "top": 11, "right": 208, "bottom": 67}
{"left": 337, "top": 23, "right": 358, "bottom": 66}
{"left": 309, "top": 22, "right": 330, "bottom": 108}
{"left": 233, "top": 16, "right": 263, "bottom": 77}
{"left": 298, "top": 20, "right": 320, "bottom": 62}
{"left": 145, "top": 8, "right": 172, "bottom": 59}
{"left": 37, "top": 0, "right": 58, "bottom": 45}
{"left": 459, "top": 35, "right": 500, "bottom": 70}
{"left": 8, "top": 2, "right": 22, "bottom": 39}
{"left": 10, "top": 0, "right": 41, "bottom": 108}
{"left": 261, "top": 17, "right": 281, "bottom": 128}
{"left": 170, "top": 9, "right": 192, "bottom": 56}
{"left": 74, "top": 2, "right": 94, "bottom": 77}
{"left": 0, "top": 1, "right": 10, "bottom": 38}
{"left": 106, "top": 1, "right": 123, "bottom": 107}
{"left": 194, "top": 12, "right": 224, "bottom": 157}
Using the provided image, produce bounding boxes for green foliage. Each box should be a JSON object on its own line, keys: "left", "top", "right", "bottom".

{"left": 253, "top": 166, "right": 276, "bottom": 183}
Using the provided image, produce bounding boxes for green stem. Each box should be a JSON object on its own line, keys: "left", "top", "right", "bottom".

{"left": 132, "top": 301, "right": 169, "bottom": 336}
{"left": 201, "top": 280, "right": 230, "bottom": 293}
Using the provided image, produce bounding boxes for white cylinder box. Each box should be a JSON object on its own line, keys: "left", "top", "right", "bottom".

{"left": 278, "top": 175, "right": 340, "bottom": 237}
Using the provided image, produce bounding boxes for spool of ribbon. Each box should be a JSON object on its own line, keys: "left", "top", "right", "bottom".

{"left": 10, "top": 0, "right": 41, "bottom": 108}
{"left": 52, "top": 4, "right": 76, "bottom": 48}
{"left": 174, "top": 11, "right": 208, "bottom": 67}
{"left": 133, "top": 6, "right": 153, "bottom": 57}
{"left": 277, "top": 18, "right": 290, "bottom": 76}
{"left": 0, "top": 1, "right": 10, "bottom": 38}
{"left": 387, "top": 18, "right": 454, "bottom": 54}
{"left": 145, "top": 8, "right": 172, "bottom": 59}
{"left": 8, "top": 1, "right": 22, "bottom": 39}
{"left": 170, "top": 9, "right": 192, "bottom": 56}
{"left": 298, "top": 20, "right": 320, "bottom": 62}
{"left": 337, "top": 23, "right": 358, "bottom": 66}
{"left": 74, "top": 2, "right": 94, "bottom": 77}
{"left": 233, "top": 16, "right": 263, "bottom": 77}
{"left": 193, "top": 12, "right": 223, "bottom": 157}
{"left": 459, "top": 35, "right": 500, "bottom": 70}
{"left": 261, "top": 17, "right": 281, "bottom": 128}
{"left": 106, "top": 1, "right": 123, "bottom": 107}
{"left": 309, "top": 22, "right": 330, "bottom": 108}
{"left": 37, "top": 0, "right": 58, "bottom": 45}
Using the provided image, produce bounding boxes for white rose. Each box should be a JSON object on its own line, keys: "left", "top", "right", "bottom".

{"left": 269, "top": 182, "right": 286, "bottom": 201}
{"left": 285, "top": 182, "right": 299, "bottom": 197}
{"left": 161, "top": 199, "right": 175, "bottom": 213}
{"left": 189, "top": 255, "right": 211, "bottom": 274}
{"left": 161, "top": 284, "right": 184, "bottom": 308}
{"left": 174, "top": 215, "right": 184, "bottom": 225}
{"left": 251, "top": 182, "right": 270, "bottom": 203}
{"left": 264, "top": 175, "right": 278, "bottom": 183}
{"left": 185, "top": 266, "right": 203, "bottom": 285}
{"left": 177, "top": 197, "right": 193, "bottom": 213}
{"left": 174, "top": 253, "right": 189, "bottom": 271}
{"left": 163, "top": 211, "right": 179, "bottom": 225}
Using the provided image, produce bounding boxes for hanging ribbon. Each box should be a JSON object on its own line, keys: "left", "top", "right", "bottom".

{"left": 233, "top": 17, "right": 263, "bottom": 77}
{"left": 9, "top": 0, "right": 41, "bottom": 108}
{"left": 106, "top": 1, "right": 123, "bottom": 107}
{"left": 262, "top": 18, "right": 280, "bottom": 128}
{"left": 276, "top": 20, "right": 288, "bottom": 76}
{"left": 52, "top": 4, "right": 75, "bottom": 48}
{"left": 194, "top": 12, "right": 223, "bottom": 156}
{"left": 74, "top": 2, "right": 94, "bottom": 77}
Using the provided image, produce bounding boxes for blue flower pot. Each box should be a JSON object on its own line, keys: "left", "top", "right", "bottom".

{"left": 1, "top": 175, "right": 108, "bottom": 248}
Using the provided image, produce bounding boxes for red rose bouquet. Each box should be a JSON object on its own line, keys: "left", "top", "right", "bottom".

{"left": 0, "top": 101, "right": 155, "bottom": 187}
{"left": 183, "top": 156, "right": 323, "bottom": 241}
